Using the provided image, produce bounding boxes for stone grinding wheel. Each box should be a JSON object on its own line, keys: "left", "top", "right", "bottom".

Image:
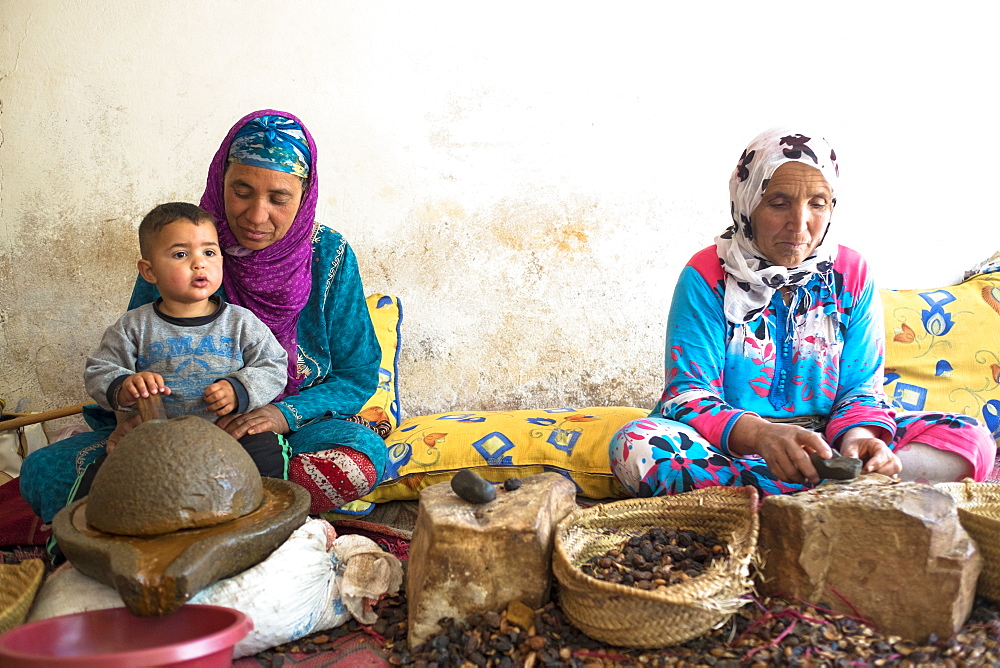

{"left": 85, "top": 396, "right": 264, "bottom": 536}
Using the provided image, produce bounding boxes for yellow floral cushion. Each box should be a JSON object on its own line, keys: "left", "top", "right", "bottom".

{"left": 353, "top": 294, "right": 402, "bottom": 434}
{"left": 360, "top": 406, "right": 647, "bottom": 502}
{"left": 882, "top": 269, "right": 1000, "bottom": 442}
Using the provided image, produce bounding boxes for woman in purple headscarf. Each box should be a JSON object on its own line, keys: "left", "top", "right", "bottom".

{"left": 21, "top": 110, "right": 387, "bottom": 523}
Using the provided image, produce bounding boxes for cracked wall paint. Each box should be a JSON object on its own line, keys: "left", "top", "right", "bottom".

{"left": 359, "top": 190, "right": 693, "bottom": 417}
{"left": 1, "top": 1, "right": 998, "bottom": 427}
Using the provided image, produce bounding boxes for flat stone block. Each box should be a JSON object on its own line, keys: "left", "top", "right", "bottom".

{"left": 407, "top": 472, "right": 577, "bottom": 647}
{"left": 756, "top": 475, "right": 980, "bottom": 643}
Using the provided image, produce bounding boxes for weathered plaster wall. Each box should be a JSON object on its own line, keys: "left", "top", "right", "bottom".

{"left": 1, "top": 1, "right": 997, "bottom": 425}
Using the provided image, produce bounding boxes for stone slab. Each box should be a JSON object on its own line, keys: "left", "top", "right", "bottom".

{"left": 407, "top": 471, "right": 577, "bottom": 647}
{"left": 756, "top": 475, "right": 981, "bottom": 643}
{"left": 53, "top": 477, "right": 310, "bottom": 617}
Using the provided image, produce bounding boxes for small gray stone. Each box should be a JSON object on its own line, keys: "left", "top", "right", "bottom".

{"left": 451, "top": 469, "right": 497, "bottom": 503}
{"left": 809, "top": 452, "right": 863, "bottom": 480}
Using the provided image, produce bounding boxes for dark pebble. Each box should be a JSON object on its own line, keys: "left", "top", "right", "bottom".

{"left": 503, "top": 477, "right": 522, "bottom": 491}
{"left": 809, "top": 452, "right": 863, "bottom": 480}
{"left": 451, "top": 469, "right": 496, "bottom": 503}
{"left": 491, "top": 636, "right": 513, "bottom": 652}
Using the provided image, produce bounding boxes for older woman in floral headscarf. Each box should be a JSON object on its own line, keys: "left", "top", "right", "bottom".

{"left": 609, "top": 128, "right": 996, "bottom": 497}
{"left": 22, "top": 110, "right": 387, "bottom": 523}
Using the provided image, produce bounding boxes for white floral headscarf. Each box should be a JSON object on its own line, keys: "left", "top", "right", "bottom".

{"left": 715, "top": 128, "right": 840, "bottom": 324}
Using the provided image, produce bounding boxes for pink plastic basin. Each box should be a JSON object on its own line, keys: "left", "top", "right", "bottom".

{"left": 0, "top": 604, "right": 252, "bottom": 667}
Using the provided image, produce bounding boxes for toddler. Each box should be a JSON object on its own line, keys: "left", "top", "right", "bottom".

{"left": 77, "top": 202, "right": 291, "bottom": 499}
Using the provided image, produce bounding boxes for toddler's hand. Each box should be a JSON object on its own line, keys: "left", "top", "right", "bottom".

{"left": 204, "top": 380, "right": 237, "bottom": 416}
{"left": 118, "top": 372, "right": 170, "bottom": 408}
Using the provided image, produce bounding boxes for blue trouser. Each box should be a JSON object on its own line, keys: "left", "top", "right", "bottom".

{"left": 20, "top": 405, "right": 388, "bottom": 524}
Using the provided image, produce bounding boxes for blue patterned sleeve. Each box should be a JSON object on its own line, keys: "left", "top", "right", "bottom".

{"left": 273, "top": 240, "right": 380, "bottom": 428}
{"left": 826, "top": 271, "right": 896, "bottom": 445}
{"left": 655, "top": 266, "right": 750, "bottom": 451}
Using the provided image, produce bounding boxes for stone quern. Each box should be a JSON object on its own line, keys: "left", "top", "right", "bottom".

{"left": 86, "top": 417, "right": 264, "bottom": 536}
{"left": 407, "top": 471, "right": 577, "bottom": 648}
{"left": 52, "top": 411, "right": 309, "bottom": 616}
{"left": 756, "top": 475, "right": 981, "bottom": 643}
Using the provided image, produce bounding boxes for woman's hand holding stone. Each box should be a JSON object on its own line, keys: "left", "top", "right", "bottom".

{"left": 838, "top": 428, "right": 901, "bottom": 477}
{"left": 731, "top": 415, "right": 833, "bottom": 485}
{"left": 216, "top": 404, "right": 290, "bottom": 439}
{"left": 754, "top": 423, "right": 833, "bottom": 484}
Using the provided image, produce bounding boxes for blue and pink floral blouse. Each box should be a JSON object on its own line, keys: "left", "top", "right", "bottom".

{"left": 653, "top": 245, "right": 896, "bottom": 453}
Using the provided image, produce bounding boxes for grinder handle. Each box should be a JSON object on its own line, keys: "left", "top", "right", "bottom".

{"left": 136, "top": 394, "right": 168, "bottom": 423}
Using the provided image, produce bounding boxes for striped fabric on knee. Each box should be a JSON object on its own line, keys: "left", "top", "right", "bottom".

{"left": 288, "top": 447, "right": 379, "bottom": 514}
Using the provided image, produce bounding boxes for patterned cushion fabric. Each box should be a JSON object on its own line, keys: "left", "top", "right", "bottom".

{"left": 882, "top": 267, "right": 1000, "bottom": 443}
{"left": 360, "top": 406, "right": 648, "bottom": 503}
{"left": 350, "top": 294, "right": 402, "bottom": 435}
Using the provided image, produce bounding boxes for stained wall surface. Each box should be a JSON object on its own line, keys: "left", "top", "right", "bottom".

{"left": 1, "top": 1, "right": 996, "bottom": 423}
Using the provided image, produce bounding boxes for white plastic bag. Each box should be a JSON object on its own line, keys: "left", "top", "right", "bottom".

{"left": 27, "top": 565, "right": 123, "bottom": 619}
{"left": 333, "top": 533, "right": 405, "bottom": 625}
{"left": 0, "top": 422, "right": 48, "bottom": 484}
{"left": 28, "top": 518, "right": 403, "bottom": 658}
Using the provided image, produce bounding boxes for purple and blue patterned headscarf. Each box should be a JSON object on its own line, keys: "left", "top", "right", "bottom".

{"left": 228, "top": 115, "right": 311, "bottom": 179}
{"left": 200, "top": 109, "right": 319, "bottom": 399}
{"left": 715, "top": 128, "right": 840, "bottom": 324}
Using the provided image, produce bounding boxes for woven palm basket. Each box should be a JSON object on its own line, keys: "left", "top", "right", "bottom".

{"left": 0, "top": 558, "right": 45, "bottom": 634}
{"left": 935, "top": 480, "right": 1000, "bottom": 600}
{"left": 553, "top": 486, "right": 759, "bottom": 648}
